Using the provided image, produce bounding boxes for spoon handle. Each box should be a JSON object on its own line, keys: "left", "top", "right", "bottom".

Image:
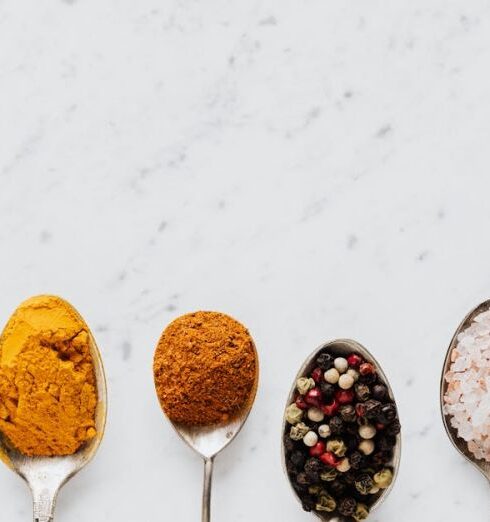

{"left": 201, "top": 456, "right": 214, "bottom": 522}
{"left": 31, "top": 486, "right": 58, "bottom": 522}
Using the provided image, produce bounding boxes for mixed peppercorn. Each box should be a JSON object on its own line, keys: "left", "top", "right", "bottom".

{"left": 284, "top": 349, "right": 400, "bottom": 521}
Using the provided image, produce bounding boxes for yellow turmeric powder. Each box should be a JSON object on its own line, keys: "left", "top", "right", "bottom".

{"left": 0, "top": 295, "right": 98, "bottom": 456}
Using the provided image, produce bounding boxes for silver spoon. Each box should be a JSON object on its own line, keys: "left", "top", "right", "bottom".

{"left": 440, "top": 299, "right": 490, "bottom": 482}
{"left": 282, "top": 338, "right": 402, "bottom": 521}
{"left": 0, "top": 317, "right": 107, "bottom": 522}
{"left": 161, "top": 346, "right": 259, "bottom": 522}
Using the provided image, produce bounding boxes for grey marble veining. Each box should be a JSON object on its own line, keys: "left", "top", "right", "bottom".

{"left": 1, "top": 1, "right": 490, "bottom": 520}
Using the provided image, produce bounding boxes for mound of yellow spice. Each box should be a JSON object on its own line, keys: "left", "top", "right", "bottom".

{"left": 0, "top": 295, "right": 98, "bottom": 456}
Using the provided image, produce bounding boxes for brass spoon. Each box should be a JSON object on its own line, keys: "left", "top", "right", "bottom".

{"left": 157, "top": 347, "right": 259, "bottom": 522}
{"left": 0, "top": 304, "right": 107, "bottom": 522}
{"left": 282, "top": 338, "right": 401, "bottom": 521}
{"left": 440, "top": 299, "right": 490, "bottom": 482}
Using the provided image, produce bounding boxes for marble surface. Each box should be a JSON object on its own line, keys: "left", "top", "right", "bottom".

{"left": 1, "top": 1, "right": 490, "bottom": 520}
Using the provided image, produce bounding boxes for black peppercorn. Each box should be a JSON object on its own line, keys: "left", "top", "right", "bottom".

{"left": 364, "top": 399, "right": 382, "bottom": 419}
{"left": 372, "top": 451, "right": 390, "bottom": 467}
{"left": 338, "top": 497, "right": 357, "bottom": 517}
{"left": 308, "top": 422, "right": 320, "bottom": 433}
{"left": 355, "top": 473, "right": 374, "bottom": 495}
{"left": 386, "top": 419, "right": 401, "bottom": 436}
{"left": 350, "top": 451, "right": 365, "bottom": 470}
{"left": 377, "top": 436, "right": 396, "bottom": 453}
{"left": 316, "top": 352, "right": 334, "bottom": 370}
{"left": 372, "top": 383, "right": 387, "bottom": 400}
{"left": 355, "top": 383, "right": 371, "bottom": 402}
{"left": 290, "top": 450, "right": 306, "bottom": 469}
{"left": 340, "top": 404, "right": 356, "bottom": 423}
{"left": 284, "top": 435, "right": 295, "bottom": 453}
{"left": 329, "top": 416, "right": 344, "bottom": 434}
{"left": 305, "top": 470, "right": 320, "bottom": 484}
{"left": 296, "top": 472, "right": 310, "bottom": 485}
{"left": 301, "top": 495, "right": 316, "bottom": 512}
{"left": 293, "top": 482, "right": 307, "bottom": 495}
{"left": 377, "top": 403, "right": 397, "bottom": 424}
{"left": 341, "top": 471, "right": 356, "bottom": 485}
{"left": 320, "top": 382, "right": 335, "bottom": 400}
{"left": 329, "top": 480, "right": 347, "bottom": 497}
{"left": 304, "top": 458, "right": 322, "bottom": 475}
{"left": 287, "top": 461, "right": 298, "bottom": 475}
{"left": 359, "top": 372, "right": 376, "bottom": 384}
{"left": 344, "top": 422, "right": 360, "bottom": 437}
{"left": 345, "top": 433, "right": 360, "bottom": 451}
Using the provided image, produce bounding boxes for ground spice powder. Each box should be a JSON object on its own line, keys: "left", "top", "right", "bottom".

{"left": 0, "top": 295, "right": 98, "bottom": 456}
{"left": 153, "top": 311, "right": 258, "bottom": 425}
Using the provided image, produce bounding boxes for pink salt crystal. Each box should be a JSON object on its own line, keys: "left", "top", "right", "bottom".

{"left": 444, "top": 309, "right": 490, "bottom": 462}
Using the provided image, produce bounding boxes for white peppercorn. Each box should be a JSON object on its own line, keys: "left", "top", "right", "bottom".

{"left": 358, "top": 439, "right": 375, "bottom": 455}
{"left": 358, "top": 424, "right": 376, "bottom": 439}
{"left": 338, "top": 374, "right": 354, "bottom": 390}
{"left": 324, "top": 368, "right": 340, "bottom": 384}
{"left": 334, "top": 357, "right": 348, "bottom": 373}
{"left": 307, "top": 407, "right": 324, "bottom": 422}
{"left": 303, "top": 431, "right": 318, "bottom": 447}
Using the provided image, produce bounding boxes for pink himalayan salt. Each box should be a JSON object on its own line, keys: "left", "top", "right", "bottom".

{"left": 443, "top": 309, "right": 490, "bottom": 462}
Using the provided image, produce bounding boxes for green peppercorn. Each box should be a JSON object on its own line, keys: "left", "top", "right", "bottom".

{"left": 354, "top": 503, "right": 370, "bottom": 521}
{"left": 290, "top": 422, "right": 309, "bottom": 440}
{"left": 373, "top": 468, "right": 393, "bottom": 489}
{"left": 315, "top": 492, "right": 336, "bottom": 512}
{"left": 338, "top": 497, "right": 357, "bottom": 517}
{"left": 320, "top": 467, "right": 338, "bottom": 482}
{"left": 326, "top": 438, "right": 347, "bottom": 457}
{"left": 296, "top": 377, "right": 316, "bottom": 395}
{"left": 308, "top": 484, "right": 322, "bottom": 495}
{"left": 355, "top": 473, "right": 374, "bottom": 495}
{"left": 286, "top": 403, "right": 304, "bottom": 425}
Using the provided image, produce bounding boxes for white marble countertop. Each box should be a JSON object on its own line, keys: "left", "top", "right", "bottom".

{"left": 1, "top": 1, "right": 490, "bottom": 520}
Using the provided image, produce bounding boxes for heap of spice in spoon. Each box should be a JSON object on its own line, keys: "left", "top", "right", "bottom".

{"left": 0, "top": 295, "right": 98, "bottom": 456}
{"left": 284, "top": 347, "right": 400, "bottom": 521}
{"left": 443, "top": 305, "right": 490, "bottom": 462}
{"left": 153, "top": 311, "right": 259, "bottom": 521}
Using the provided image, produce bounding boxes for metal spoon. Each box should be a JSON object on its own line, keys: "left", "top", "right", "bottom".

{"left": 161, "top": 345, "right": 259, "bottom": 522}
{"left": 440, "top": 299, "right": 490, "bottom": 482}
{"left": 0, "top": 312, "right": 107, "bottom": 522}
{"left": 282, "top": 338, "right": 402, "bottom": 521}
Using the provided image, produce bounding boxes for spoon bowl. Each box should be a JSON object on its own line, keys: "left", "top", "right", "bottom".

{"left": 282, "top": 338, "right": 401, "bottom": 521}
{"left": 0, "top": 312, "right": 107, "bottom": 522}
{"left": 440, "top": 299, "right": 490, "bottom": 482}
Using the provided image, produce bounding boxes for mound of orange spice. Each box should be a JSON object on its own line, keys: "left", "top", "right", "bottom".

{"left": 153, "top": 311, "right": 258, "bottom": 425}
